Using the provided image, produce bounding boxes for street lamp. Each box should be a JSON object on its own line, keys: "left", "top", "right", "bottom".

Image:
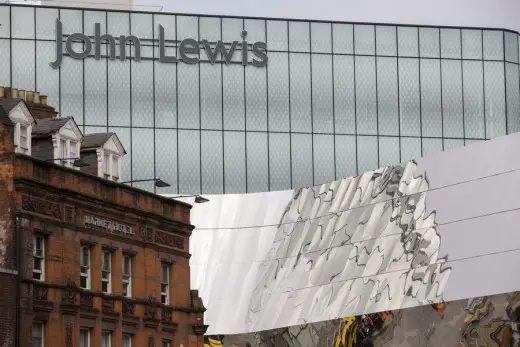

{"left": 121, "top": 178, "right": 171, "bottom": 192}
{"left": 168, "top": 195, "right": 210, "bottom": 204}
{"left": 46, "top": 157, "right": 90, "bottom": 168}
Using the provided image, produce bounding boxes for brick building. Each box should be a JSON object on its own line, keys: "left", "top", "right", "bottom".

{"left": 0, "top": 87, "right": 208, "bottom": 347}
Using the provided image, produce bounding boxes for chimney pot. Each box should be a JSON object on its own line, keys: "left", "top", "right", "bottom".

{"left": 40, "top": 95, "right": 48, "bottom": 105}
{"left": 26, "top": 91, "right": 34, "bottom": 103}
{"left": 33, "top": 92, "right": 40, "bottom": 104}
{"left": 11, "top": 88, "right": 18, "bottom": 98}
{"left": 18, "top": 89, "right": 25, "bottom": 101}
{"left": 0, "top": 87, "right": 4, "bottom": 98}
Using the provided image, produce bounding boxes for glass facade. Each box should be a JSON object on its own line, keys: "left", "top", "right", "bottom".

{"left": 1, "top": 4, "right": 519, "bottom": 194}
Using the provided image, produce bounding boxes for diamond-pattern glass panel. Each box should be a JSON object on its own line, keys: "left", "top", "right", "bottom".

{"left": 334, "top": 55, "right": 356, "bottom": 134}
{"left": 245, "top": 19, "right": 265, "bottom": 43}
{"left": 463, "top": 61, "right": 485, "bottom": 138}
{"left": 484, "top": 61, "right": 506, "bottom": 138}
{"left": 444, "top": 138, "right": 464, "bottom": 151}
{"left": 222, "top": 18, "right": 242, "bottom": 43}
{"left": 483, "top": 30, "right": 504, "bottom": 61}
{"left": 465, "top": 139, "right": 485, "bottom": 146}
{"left": 0, "top": 7, "right": 10, "bottom": 39}
{"left": 399, "top": 58, "right": 420, "bottom": 136}
{"left": 131, "top": 60, "right": 153, "bottom": 127}
{"left": 109, "top": 127, "right": 131, "bottom": 182}
{"left": 333, "top": 23, "right": 353, "bottom": 54}
{"left": 267, "top": 21, "right": 288, "bottom": 51}
{"left": 36, "top": 8, "right": 58, "bottom": 40}
{"left": 268, "top": 52, "right": 289, "bottom": 132}
{"left": 313, "top": 135, "right": 335, "bottom": 185}
{"left": 440, "top": 29, "right": 461, "bottom": 59}
{"left": 354, "top": 25, "right": 375, "bottom": 55}
{"left": 177, "top": 63, "right": 199, "bottom": 129}
{"left": 85, "top": 50, "right": 107, "bottom": 126}
{"left": 269, "top": 133, "right": 291, "bottom": 191}
{"left": 401, "top": 137, "right": 421, "bottom": 163}
{"left": 201, "top": 130, "right": 223, "bottom": 194}
{"left": 312, "top": 54, "right": 333, "bottom": 133}
{"left": 224, "top": 131, "right": 246, "bottom": 193}
{"left": 376, "top": 26, "right": 397, "bottom": 56}
{"left": 154, "top": 14, "right": 176, "bottom": 43}
{"left": 506, "top": 63, "right": 520, "bottom": 134}
{"left": 377, "top": 57, "right": 398, "bottom": 136}
{"left": 107, "top": 12, "right": 129, "bottom": 36}
{"left": 290, "top": 53, "right": 312, "bottom": 132}
{"left": 246, "top": 66, "right": 267, "bottom": 131}
{"left": 289, "top": 21, "right": 310, "bottom": 52}
{"left": 335, "top": 135, "right": 356, "bottom": 179}
{"left": 0, "top": 40, "right": 10, "bottom": 87}
{"left": 60, "top": 41, "right": 83, "bottom": 123}
{"left": 12, "top": 40, "right": 35, "bottom": 91}
{"left": 108, "top": 58, "right": 130, "bottom": 126}
{"left": 155, "top": 129, "right": 177, "bottom": 194}
{"left": 419, "top": 28, "right": 440, "bottom": 58}
{"left": 84, "top": 11, "right": 105, "bottom": 38}
{"left": 36, "top": 42, "right": 59, "bottom": 111}
{"left": 398, "top": 27, "right": 418, "bottom": 57}
{"left": 200, "top": 63, "right": 222, "bottom": 130}
{"left": 355, "top": 56, "right": 377, "bottom": 135}
{"left": 422, "top": 138, "right": 443, "bottom": 157}
{"left": 200, "top": 17, "right": 220, "bottom": 42}
{"left": 154, "top": 56, "right": 177, "bottom": 128}
{"left": 311, "top": 22, "right": 332, "bottom": 53}
{"left": 223, "top": 65, "right": 245, "bottom": 130}
{"left": 357, "top": 135, "right": 378, "bottom": 173}
{"left": 420, "top": 59, "right": 442, "bottom": 137}
{"left": 462, "top": 29, "right": 483, "bottom": 60}
{"left": 291, "top": 133, "right": 313, "bottom": 189}
{"left": 246, "top": 132, "right": 268, "bottom": 193}
{"left": 442, "top": 60, "right": 464, "bottom": 138}
{"left": 84, "top": 126, "right": 107, "bottom": 134}
{"left": 177, "top": 16, "right": 198, "bottom": 40}
{"left": 505, "top": 32, "right": 519, "bottom": 63}
{"left": 178, "top": 130, "right": 200, "bottom": 194}
{"left": 12, "top": 6, "right": 34, "bottom": 39}
{"left": 379, "top": 137, "right": 399, "bottom": 167}
{"left": 131, "top": 13, "right": 153, "bottom": 39}
{"left": 131, "top": 128, "right": 154, "bottom": 192}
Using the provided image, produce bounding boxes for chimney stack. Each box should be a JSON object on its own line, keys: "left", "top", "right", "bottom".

{"left": 0, "top": 86, "right": 59, "bottom": 120}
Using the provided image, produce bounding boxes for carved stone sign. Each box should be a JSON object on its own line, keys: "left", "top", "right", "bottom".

{"left": 154, "top": 230, "right": 184, "bottom": 250}
{"left": 22, "top": 195, "right": 61, "bottom": 219}
{"left": 83, "top": 214, "right": 134, "bottom": 237}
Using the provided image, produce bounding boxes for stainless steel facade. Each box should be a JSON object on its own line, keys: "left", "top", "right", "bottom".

{"left": 1, "top": 4, "right": 519, "bottom": 194}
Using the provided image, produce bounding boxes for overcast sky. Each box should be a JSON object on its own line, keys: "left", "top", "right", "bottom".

{"left": 136, "top": 0, "right": 520, "bottom": 32}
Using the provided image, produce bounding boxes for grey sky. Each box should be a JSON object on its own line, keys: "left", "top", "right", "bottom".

{"left": 136, "top": 0, "right": 520, "bottom": 32}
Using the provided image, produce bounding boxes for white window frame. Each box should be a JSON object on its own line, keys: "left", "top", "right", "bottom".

{"left": 33, "top": 235, "right": 45, "bottom": 281}
{"left": 14, "top": 122, "right": 32, "bottom": 155}
{"left": 161, "top": 263, "right": 170, "bottom": 305}
{"left": 32, "top": 322, "right": 44, "bottom": 347}
{"left": 101, "top": 151, "right": 121, "bottom": 182}
{"left": 60, "top": 138, "right": 68, "bottom": 165}
{"left": 101, "top": 250, "right": 112, "bottom": 294}
{"left": 101, "top": 330, "right": 111, "bottom": 347}
{"left": 112, "top": 155, "right": 120, "bottom": 181}
{"left": 56, "top": 136, "right": 80, "bottom": 168}
{"left": 122, "top": 255, "right": 132, "bottom": 298}
{"left": 103, "top": 153, "right": 110, "bottom": 178}
{"left": 79, "top": 328, "right": 90, "bottom": 347}
{"left": 122, "top": 334, "right": 132, "bottom": 347}
{"left": 80, "top": 246, "right": 91, "bottom": 290}
{"left": 70, "top": 140, "right": 77, "bottom": 161}
{"left": 162, "top": 339, "right": 171, "bottom": 347}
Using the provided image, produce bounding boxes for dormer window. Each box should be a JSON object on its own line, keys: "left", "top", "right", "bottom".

{"left": 14, "top": 122, "right": 32, "bottom": 154}
{"left": 19, "top": 125, "right": 28, "bottom": 152}
{"left": 3, "top": 99, "right": 35, "bottom": 155}
{"left": 102, "top": 151, "right": 121, "bottom": 182}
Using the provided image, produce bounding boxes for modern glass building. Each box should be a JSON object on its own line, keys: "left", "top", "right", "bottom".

{"left": 1, "top": 3, "right": 519, "bottom": 194}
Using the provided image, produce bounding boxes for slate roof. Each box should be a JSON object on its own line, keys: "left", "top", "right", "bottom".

{"left": 81, "top": 132, "right": 127, "bottom": 154}
{"left": 81, "top": 132, "right": 115, "bottom": 150}
{"left": 32, "top": 117, "right": 72, "bottom": 137}
{"left": 0, "top": 104, "right": 13, "bottom": 127}
{"left": 0, "top": 98, "right": 24, "bottom": 114}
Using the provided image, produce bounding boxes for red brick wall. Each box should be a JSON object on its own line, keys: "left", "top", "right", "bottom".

{"left": 0, "top": 273, "right": 17, "bottom": 347}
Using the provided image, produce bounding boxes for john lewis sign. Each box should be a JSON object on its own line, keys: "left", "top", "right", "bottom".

{"left": 50, "top": 19, "right": 268, "bottom": 68}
